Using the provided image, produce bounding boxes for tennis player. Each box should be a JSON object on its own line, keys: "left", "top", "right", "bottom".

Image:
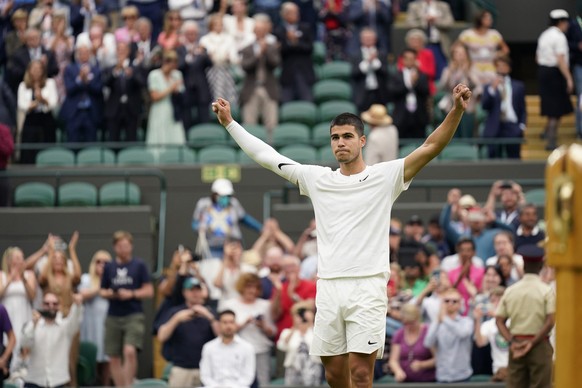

{"left": 212, "top": 84, "right": 472, "bottom": 388}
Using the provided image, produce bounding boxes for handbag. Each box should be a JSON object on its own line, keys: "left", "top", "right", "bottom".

{"left": 170, "top": 91, "right": 184, "bottom": 123}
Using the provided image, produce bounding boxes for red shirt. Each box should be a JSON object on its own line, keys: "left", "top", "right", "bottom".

{"left": 273, "top": 279, "right": 317, "bottom": 339}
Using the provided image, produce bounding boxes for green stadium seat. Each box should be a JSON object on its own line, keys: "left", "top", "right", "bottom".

{"left": 319, "top": 60, "right": 352, "bottom": 81}
{"left": 524, "top": 188, "right": 545, "bottom": 206}
{"left": 241, "top": 124, "right": 268, "bottom": 142}
{"left": 77, "top": 147, "right": 115, "bottom": 166}
{"left": 198, "top": 145, "right": 237, "bottom": 164}
{"left": 279, "top": 144, "right": 318, "bottom": 163}
{"left": 77, "top": 341, "right": 98, "bottom": 385}
{"left": 279, "top": 101, "right": 318, "bottom": 127}
{"left": 318, "top": 100, "right": 357, "bottom": 123}
{"left": 312, "top": 122, "right": 331, "bottom": 147}
{"left": 158, "top": 147, "right": 196, "bottom": 164}
{"left": 14, "top": 182, "right": 55, "bottom": 207}
{"left": 318, "top": 145, "right": 338, "bottom": 165}
{"left": 36, "top": 147, "right": 75, "bottom": 167}
{"left": 469, "top": 374, "right": 493, "bottom": 382}
{"left": 313, "top": 79, "right": 352, "bottom": 104}
{"left": 312, "top": 41, "right": 326, "bottom": 65}
{"left": 272, "top": 123, "right": 311, "bottom": 147}
{"left": 58, "top": 182, "right": 98, "bottom": 206}
{"left": 439, "top": 143, "right": 479, "bottom": 161}
{"left": 188, "top": 123, "right": 228, "bottom": 148}
{"left": 133, "top": 378, "right": 168, "bottom": 388}
{"left": 99, "top": 181, "right": 141, "bottom": 205}
{"left": 117, "top": 147, "right": 156, "bottom": 165}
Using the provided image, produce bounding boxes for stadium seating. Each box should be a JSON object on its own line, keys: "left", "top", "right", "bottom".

{"left": 158, "top": 148, "right": 196, "bottom": 164}
{"left": 77, "top": 147, "right": 116, "bottom": 166}
{"left": 313, "top": 80, "right": 352, "bottom": 104}
{"left": 58, "top": 182, "right": 99, "bottom": 206}
{"left": 272, "top": 123, "right": 311, "bottom": 148}
{"left": 188, "top": 123, "right": 228, "bottom": 148}
{"left": 318, "top": 60, "right": 352, "bottom": 81}
{"left": 312, "top": 122, "right": 331, "bottom": 147}
{"left": 439, "top": 143, "right": 479, "bottom": 161}
{"left": 278, "top": 144, "right": 318, "bottom": 163}
{"left": 13, "top": 182, "right": 56, "bottom": 207}
{"left": 318, "top": 145, "right": 337, "bottom": 165}
{"left": 318, "top": 100, "right": 357, "bottom": 122}
{"left": 36, "top": 148, "right": 76, "bottom": 167}
{"left": 99, "top": 181, "right": 141, "bottom": 205}
{"left": 524, "top": 188, "right": 545, "bottom": 206}
{"left": 279, "top": 101, "right": 318, "bottom": 127}
{"left": 117, "top": 147, "right": 156, "bottom": 165}
{"left": 198, "top": 145, "right": 237, "bottom": 164}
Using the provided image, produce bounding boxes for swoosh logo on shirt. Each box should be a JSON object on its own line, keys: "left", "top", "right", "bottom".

{"left": 360, "top": 175, "right": 369, "bottom": 182}
{"left": 368, "top": 340, "right": 378, "bottom": 345}
{"left": 278, "top": 163, "right": 295, "bottom": 170}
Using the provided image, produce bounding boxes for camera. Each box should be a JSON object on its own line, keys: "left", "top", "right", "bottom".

{"left": 297, "top": 308, "right": 308, "bottom": 323}
{"left": 38, "top": 309, "right": 57, "bottom": 319}
{"left": 255, "top": 314, "right": 264, "bottom": 321}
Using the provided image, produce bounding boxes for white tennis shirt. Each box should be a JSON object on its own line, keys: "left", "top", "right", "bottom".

{"left": 226, "top": 121, "right": 410, "bottom": 279}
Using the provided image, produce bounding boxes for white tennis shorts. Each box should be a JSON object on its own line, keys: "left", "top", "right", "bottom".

{"left": 310, "top": 273, "right": 388, "bottom": 359}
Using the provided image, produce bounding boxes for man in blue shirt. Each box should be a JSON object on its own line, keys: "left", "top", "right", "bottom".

{"left": 157, "top": 277, "right": 217, "bottom": 387}
{"left": 101, "top": 230, "right": 153, "bottom": 387}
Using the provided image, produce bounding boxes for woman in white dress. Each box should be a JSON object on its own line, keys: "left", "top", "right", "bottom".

{"left": 146, "top": 49, "right": 186, "bottom": 147}
{"left": 79, "top": 250, "right": 112, "bottom": 386}
{"left": 0, "top": 247, "right": 37, "bottom": 372}
{"left": 200, "top": 13, "right": 239, "bottom": 106}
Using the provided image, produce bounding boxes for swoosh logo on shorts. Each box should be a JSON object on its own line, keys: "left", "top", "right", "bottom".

{"left": 278, "top": 163, "right": 295, "bottom": 170}
{"left": 368, "top": 340, "right": 378, "bottom": 345}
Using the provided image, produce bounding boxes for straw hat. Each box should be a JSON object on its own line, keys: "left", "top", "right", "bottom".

{"left": 361, "top": 104, "right": 393, "bottom": 126}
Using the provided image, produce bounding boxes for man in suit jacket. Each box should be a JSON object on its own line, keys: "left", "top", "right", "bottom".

{"left": 177, "top": 20, "right": 213, "bottom": 130}
{"left": 481, "top": 56, "right": 526, "bottom": 159}
{"left": 389, "top": 48, "right": 430, "bottom": 139}
{"left": 6, "top": 28, "right": 58, "bottom": 93}
{"left": 273, "top": 2, "right": 316, "bottom": 103}
{"left": 240, "top": 13, "right": 281, "bottom": 136}
{"left": 103, "top": 41, "right": 145, "bottom": 142}
{"left": 59, "top": 44, "right": 104, "bottom": 142}
{"left": 350, "top": 28, "right": 388, "bottom": 113}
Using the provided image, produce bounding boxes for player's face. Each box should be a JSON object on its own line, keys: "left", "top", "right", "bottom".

{"left": 330, "top": 125, "right": 365, "bottom": 165}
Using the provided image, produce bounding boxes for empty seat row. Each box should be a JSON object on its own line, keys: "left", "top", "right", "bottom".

{"left": 13, "top": 181, "right": 141, "bottom": 207}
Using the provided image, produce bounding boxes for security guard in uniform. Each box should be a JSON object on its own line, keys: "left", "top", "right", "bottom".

{"left": 495, "top": 245, "right": 555, "bottom": 388}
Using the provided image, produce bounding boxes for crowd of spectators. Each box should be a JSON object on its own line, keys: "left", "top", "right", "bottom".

{"left": 0, "top": 0, "right": 577, "bottom": 166}
{"left": 0, "top": 175, "right": 553, "bottom": 387}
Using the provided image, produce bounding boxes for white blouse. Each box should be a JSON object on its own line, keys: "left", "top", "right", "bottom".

{"left": 17, "top": 78, "right": 59, "bottom": 114}
{"left": 536, "top": 26, "right": 569, "bottom": 67}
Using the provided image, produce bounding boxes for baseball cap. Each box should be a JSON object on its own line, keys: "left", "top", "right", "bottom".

{"left": 407, "top": 215, "right": 423, "bottom": 226}
{"left": 183, "top": 277, "right": 202, "bottom": 289}
{"left": 211, "top": 178, "right": 234, "bottom": 196}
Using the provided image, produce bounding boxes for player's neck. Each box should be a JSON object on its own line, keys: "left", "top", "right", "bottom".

{"left": 339, "top": 158, "right": 367, "bottom": 176}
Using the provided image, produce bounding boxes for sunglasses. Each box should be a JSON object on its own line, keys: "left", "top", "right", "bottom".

{"left": 444, "top": 299, "right": 460, "bottom": 304}
{"left": 43, "top": 301, "right": 59, "bottom": 306}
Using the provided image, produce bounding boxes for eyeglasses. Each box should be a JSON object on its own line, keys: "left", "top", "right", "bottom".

{"left": 444, "top": 299, "right": 460, "bottom": 304}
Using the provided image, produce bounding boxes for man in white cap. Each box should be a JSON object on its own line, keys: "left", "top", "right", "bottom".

{"left": 192, "top": 178, "right": 262, "bottom": 258}
{"left": 536, "top": 9, "right": 573, "bottom": 150}
{"left": 361, "top": 104, "right": 399, "bottom": 165}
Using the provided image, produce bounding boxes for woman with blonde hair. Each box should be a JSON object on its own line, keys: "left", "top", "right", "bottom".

{"left": 115, "top": 5, "right": 140, "bottom": 43}
{"left": 157, "top": 10, "right": 182, "bottom": 50}
{"left": 17, "top": 59, "right": 58, "bottom": 164}
{"left": 222, "top": 272, "right": 275, "bottom": 386}
{"left": 437, "top": 42, "right": 481, "bottom": 137}
{"left": 79, "top": 250, "right": 112, "bottom": 385}
{"left": 0, "top": 247, "right": 37, "bottom": 372}
{"left": 389, "top": 303, "right": 436, "bottom": 382}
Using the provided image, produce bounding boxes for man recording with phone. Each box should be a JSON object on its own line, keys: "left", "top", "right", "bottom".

{"left": 157, "top": 277, "right": 218, "bottom": 387}
{"left": 21, "top": 292, "right": 83, "bottom": 388}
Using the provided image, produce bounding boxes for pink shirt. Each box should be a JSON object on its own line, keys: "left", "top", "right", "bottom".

{"left": 448, "top": 265, "right": 484, "bottom": 315}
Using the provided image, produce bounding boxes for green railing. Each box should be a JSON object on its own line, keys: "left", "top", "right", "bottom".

{"left": 0, "top": 168, "right": 168, "bottom": 278}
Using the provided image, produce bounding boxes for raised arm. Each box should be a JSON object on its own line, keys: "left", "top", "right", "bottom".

{"left": 213, "top": 98, "right": 304, "bottom": 184}
{"left": 403, "top": 84, "right": 472, "bottom": 183}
